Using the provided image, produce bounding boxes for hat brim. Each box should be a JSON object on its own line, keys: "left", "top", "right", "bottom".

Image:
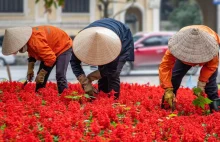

{"left": 2, "top": 27, "right": 32, "bottom": 55}
{"left": 168, "top": 28, "right": 219, "bottom": 63}
{"left": 73, "top": 27, "right": 122, "bottom": 66}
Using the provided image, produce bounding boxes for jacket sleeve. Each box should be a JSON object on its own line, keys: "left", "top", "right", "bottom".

{"left": 199, "top": 55, "right": 219, "bottom": 82}
{"left": 159, "top": 50, "right": 176, "bottom": 89}
{"left": 70, "top": 52, "right": 85, "bottom": 77}
{"left": 32, "top": 32, "right": 56, "bottom": 67}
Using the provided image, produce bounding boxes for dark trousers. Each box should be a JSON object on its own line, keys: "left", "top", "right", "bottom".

{"left": 36, "top": 48, "right": 72, "bottom": 94}
{"left": 98, "top": 61, "right": 125, "bottom": 99}
{"left": 172, "top": 59, "right": 219, "bottom": 101}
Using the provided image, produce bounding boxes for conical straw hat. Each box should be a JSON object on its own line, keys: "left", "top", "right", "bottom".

{"left": 73, "top": 27, "right": 122, "bottom": 66}
{"left": 168, "top": 28, "right": 219, "bottom": 63}
{"left": 2, "top": 27, "right": 32, "bottom": 55}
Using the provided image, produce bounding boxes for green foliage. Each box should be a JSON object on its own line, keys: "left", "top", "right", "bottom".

{"left": 136, "top": 102, "right": 141, "bottom": 106}
{"left": 193, "top": 95, "right": 212, "bottom": 109}
{"left": 35, "top": 0, "right": 64, "bottom": 13}
{"left": 84, "top": 94, "right": 96, "bottom": 99}
{"left": 192, "top": 87, "right": 212, "bottom": 110}
{"left": 53, "top": 135, "right": 59, "bottom": 142}
{"left": 98, "top": 130, "right": 105, "bottom": 136}
{"left": 111, "top": 121, "right": 117, "bottom": 128}
{"left": 0, "top": 124, "right": 6, "bottom": 131}
{"left": 36, "top": 0, "right": 134, "bottom": 16}
{"left": 42, "top": 100, "right": 46, "bottom": 105}
{"left": 193, "top": 87, "right": 203, "bottom": 96}
{"left": 65, "top": 95, "right": 82, "bottom": 100}
{"left": 169, "top": 1, "right": 202, "bottom": 29}
{"left": 168, "top": 113, "right": 177, "bottom": 118}
{"left": 64, "top": 91, "right": 95, "bottom": 101}
{"left": 37, "top": 123, "right": 44, "bottom": 131}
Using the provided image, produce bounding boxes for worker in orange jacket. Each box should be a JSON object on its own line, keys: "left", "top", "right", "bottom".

{"left": 159, "top": 25, "right": 220, "bottom": 111}
{"left": 2, "top": 26, "right": 73, "bottom": 94}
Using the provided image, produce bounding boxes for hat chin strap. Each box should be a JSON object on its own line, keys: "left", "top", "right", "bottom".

{"left": 19, "top": 44, "right": 28, "bottom": 53}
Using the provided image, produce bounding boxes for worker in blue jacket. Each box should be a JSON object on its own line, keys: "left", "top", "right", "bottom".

{"left": 70, "top": 18, "right": 134, "bottom": 99}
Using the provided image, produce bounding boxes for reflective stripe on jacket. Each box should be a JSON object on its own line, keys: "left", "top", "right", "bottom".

{"left": 27, "top": 26, "right": 72, "bottom": 67}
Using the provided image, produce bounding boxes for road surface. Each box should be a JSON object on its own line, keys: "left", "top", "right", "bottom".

{"left": 0, "top": 65, "right": 199, "bottom": 88}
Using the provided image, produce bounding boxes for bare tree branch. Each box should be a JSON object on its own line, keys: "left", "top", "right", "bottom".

{"left": 108, "top": 0, "right": 128, "bottom": 3}
{"left": 112, "top": 0, "right": 136, "bottom": 19}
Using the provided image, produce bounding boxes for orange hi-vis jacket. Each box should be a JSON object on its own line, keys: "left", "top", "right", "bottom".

{"left": 27, "top": 26, "right": 73, "bottom": 67}
{"left": 159, "top": 25, "right": 220, "bottom": 89}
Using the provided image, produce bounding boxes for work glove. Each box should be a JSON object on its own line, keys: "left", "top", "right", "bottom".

{"left": 27, "top": 62, "right": 35, "bottom": 82}
{"left": 87, "top": 70, "right": 102, "bottom": 82}
{"left": 77, "top": 74, "right": 98, "bottom": 96}
{"left": 197, "top": 81, "right": 206, "bottom": 96}
{"left": 164, "top": 88, "right": 175, "bottom": 108}
{"left": 35, "top": 69, "right": 47, "bottom": 84}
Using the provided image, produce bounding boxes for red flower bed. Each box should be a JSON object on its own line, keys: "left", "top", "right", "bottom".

{"left": 0, "top": 82, "right": 220, "bottom": 141}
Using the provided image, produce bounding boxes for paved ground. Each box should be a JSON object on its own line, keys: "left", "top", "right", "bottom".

{"left": 0, "top": 65, "right": 200, "bottom": 88}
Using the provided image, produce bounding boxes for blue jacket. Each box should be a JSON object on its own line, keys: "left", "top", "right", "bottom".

{"left": 70, "top": 18, "right": 134, "bottom": 77}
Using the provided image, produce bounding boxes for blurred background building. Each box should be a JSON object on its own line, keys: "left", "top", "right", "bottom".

{"left": 0, "top": 0, "right": 160, "bottom": 36}
{"left": 0, "top": 0, "right": 219, "bottom": 65}
{"left": 0, "top": 0, "right": 218, "bottom": 35}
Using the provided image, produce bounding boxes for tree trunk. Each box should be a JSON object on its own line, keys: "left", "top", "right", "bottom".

{"left": 112, "top": 0, "right": 136, "bottom": 19}
{"left": 103, "top": 2, "right": 109, "bottom": 18}
{"left": 196, "top": 0, "right": 217, "bottom": 31}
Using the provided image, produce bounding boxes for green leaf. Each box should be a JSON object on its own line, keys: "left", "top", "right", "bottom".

{"left": 193, "top": 99, "right": 200, "bottom": 105}
{"left": 58, "top": 0, "right": 64, "bottom": 6}
{"left": 65, "top": 95, "right": 74, "bottom": 99}
{"left": 192, "top": 95, "right": 212, "bottom": 110}
{"left": 136, "top": 102, "right": 141, "bottom": 106}
{"left": 199, "top": 103, "right": 205, "bottom": 109}
{"left": 84, "top": 94, "right": 96, "bottom": 99}
{"left": 193, "top": 87, "right": 202, "bottom": 96}
{"left": 65, "top": 95, "right": 82, "bottom": 100}
{"left": 201, "top": 123, "right": 206, "bottom": 127}
{"left": 42, "top": 100, "right": 46, "bottom": 105}
{"left": 168, "top": 113, "right": 177, "bottom": 118}
{"left": 124, "top": 107, "right": 131, "bottom": 111}
{"left": 35, "top": 0, "right": 40, "bottom": 3}
{"left": 98, "top": 130, "right": 105, "bottom": 136}
{"left": 53, "top": 1, "right": 57, "bottom": 8}
{"left": 204, "top": 98, "right": 212, "bottom": 104}
{"left": 177, "top": 111, "right": 185, "bottom": 116}
{"left": 88, "top": 112, "right": 93, "bottom": 121}
{"left": 48, "top": 0, "right": 53, "bottom": 7}
{"left": 84, "top": 94, "right": 90, "bottom": 99}
{"left": 117, "top": 114, "right": 125, "bottom": 119}
{"left": 111, "top": 121, "right": 117, "bottom": 128}
{"left": 53, "top": 135, "right": 59, "bottom": 142}
{"left": 37, "top": 123, "right": 44, "bottom": 131}
{"left": 133, "top": 118, "right": 139, "bottom": 126}
{"left": 0, "top": 124, "right": 6, "bottom": 131}
{"left": 71, "top": 91, "right": 78, "bottom": 95}
{"left": 213, "top": 133, "right": 218, "bottom": 137}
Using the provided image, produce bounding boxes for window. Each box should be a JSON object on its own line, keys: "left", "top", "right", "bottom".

{"left": 141, "top": 36, "right": 163, "bottom": 47}
{"left": 0, "top": 0, "right": 23, "bottom": 13}
{"left": 62, "top": 0, "right": 90, "bottom": 13}
{"left": 161, "top": 36, "right": 172, "bottom": 45}
{"left": 133, "top": 35, "right": 143, "bottom": 42}
{"left": 141, "top": 35, "right": 172, "bottom": 47}
{"left": 0, "top": 36, "right": 3, "bottom": 46}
